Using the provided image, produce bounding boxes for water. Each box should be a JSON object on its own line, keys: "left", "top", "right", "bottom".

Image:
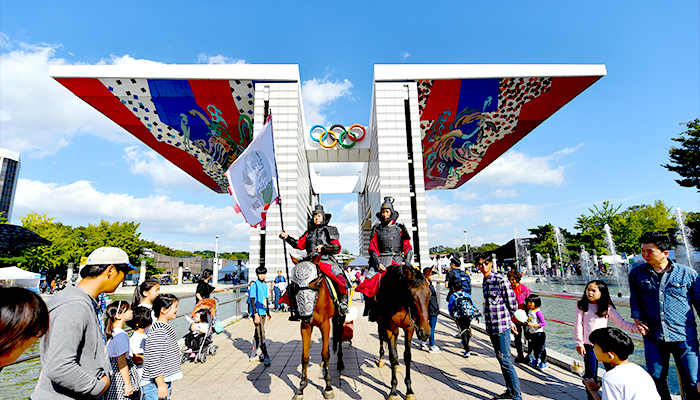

{"left": 0, "top": 290, "right": 246, "bottom": 400}
{"left": 553, "top": 227, "right": 571, "bottom": 277}
{"left": 675, "top": 207, "right": 697, "bottom": 271}
{"left": 579, "top": 245, "right": 598, "bottom": 281}
{"left": 603, "top": 224, "right": 628, "bottom": 298}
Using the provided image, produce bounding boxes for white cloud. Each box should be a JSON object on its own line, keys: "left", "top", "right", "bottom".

{"left": 122, "top": 146, "right": 205, "bottom": 191}
{"left": 453, "top": 188, "right": 479, "bottom": 201}
{"left": 13, "top": 179, "right": 250, "bottom": 242}
{"left": 301, "top": 75, "right": 353, "bottom": 126}
{"left": 425, "top": 194, "right": 468, "bottom": 221}
{"left": 469, "top": 146, "right": 582, "bottom": 188}
{"left": 401, "top": 52, "right": 410, "bottom": 61}
{"left": 468, "top": 203, "right": 539, "bottom": 227}
{"left": 490, "top": 189, "right": 520, "bottom": 198}
{"left": 196, "top": 54, "right": 246, "bottom": 65}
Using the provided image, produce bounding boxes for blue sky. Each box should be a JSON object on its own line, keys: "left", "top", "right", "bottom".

{"left": 1, "top": 1, "right": 698, "bottom": 255}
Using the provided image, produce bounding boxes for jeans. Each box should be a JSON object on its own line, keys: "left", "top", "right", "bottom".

{"left": 142, "top": 381, "right": 171, "bottom": 400}
{"left": 513, "top": 323, "right": 525, "bottom": 358}
{"left": 489, "top": 330, "right": 521, "bottom": 400}
{"left": 456, "top": 316, "right": 473, "bottom": 352}
{"left": 273, "top": 287, "right": 281, "bottom": 310}
{"left": 428, "top": 315, "right": 437, "bottom": 346}
{"left": 643, "top": 337, "right": 700, "bottom": 400}
{"left": 583, "top": 344, "right": 612, "bottom": 400}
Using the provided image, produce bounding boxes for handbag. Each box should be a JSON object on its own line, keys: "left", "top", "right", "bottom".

{"left": 213, "top": 319, "right": 224, "bottom": 334}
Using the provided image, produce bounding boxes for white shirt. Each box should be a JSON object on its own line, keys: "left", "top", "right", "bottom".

{"left": 601, "top": 363, "right": 660, "bottom": 400}
{"left": 107, "top": 328, "right": 130, "bottom": 358}
{"left": 130, "top": 331, "right": 147, "bottom": 385}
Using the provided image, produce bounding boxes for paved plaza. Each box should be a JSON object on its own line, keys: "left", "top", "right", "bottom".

{"left": 172, "top": 306, "right": 586, "bottom": 400}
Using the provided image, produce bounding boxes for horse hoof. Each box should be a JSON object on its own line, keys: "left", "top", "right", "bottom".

{"left": 324, "top": 390, "right": 335, "bottom": 399}
{"left": 378, "top": 359, "right": 385, "bottom": 368}
{"left": 387, "top": 395, "right": 402, "bottom": 400}
{"left": 293, "top": 395, "right": 303, "bottom": 400}
{"left": 406, "top": 394, "right": 417, "bottom": 400}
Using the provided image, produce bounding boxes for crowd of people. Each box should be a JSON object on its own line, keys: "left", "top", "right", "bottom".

{"left": 2, "top": 228, "right": 700, "bottom": 400}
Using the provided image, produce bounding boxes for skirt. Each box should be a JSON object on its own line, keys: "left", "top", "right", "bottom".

{"left": 106, "top": 357, "right": 141, "bottom": 400}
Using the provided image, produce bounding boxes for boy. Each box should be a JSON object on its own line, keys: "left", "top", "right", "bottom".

{"left": 249, "top": 266, "right": 271, "bottom": 366}
{"left": 448, "top": 279, "right": 481, "bottom": 358}
{"left": 584, "top": 327, "right": 660, "bottom": 400}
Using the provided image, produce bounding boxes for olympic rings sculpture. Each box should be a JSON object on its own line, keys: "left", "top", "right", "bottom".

{"left": 309, "top": 124, "right": 366, "bottom": 149}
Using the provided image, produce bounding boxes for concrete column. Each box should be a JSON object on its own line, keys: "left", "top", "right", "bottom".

{"left": 526, "top": 251, "right": 532, "bottom": 276}
{"left": 492, "top": 253, "right": 498, "bottom": 271}
{"left": 178, "top": 266, "right": 183, "bottom": 285}
{"left": 546, "top": 254, "right": 552, "bottom": 274}
{"left": 66, "top": 262, "right": 74, "bottom": 284}
{"left": 139, "top": 260, "right": 146, "bottom": 284}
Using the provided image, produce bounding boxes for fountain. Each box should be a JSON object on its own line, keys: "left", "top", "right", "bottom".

{"left": 514, "top": 228, "right": 531, "bottom": 275}
{"left": 536, "top": 253, "right": 545, "bottom": 276}
{"left": 603, "top": 224, "right": 627, "bottom": 297}
{"left": 579, "top": 245, "right": 597, "bottom": 281}
{"left": 553, "top": 227, "right": 572, "bottom": 278}
{"left": 674, "top": 207, "right": 697, "bottom": 270}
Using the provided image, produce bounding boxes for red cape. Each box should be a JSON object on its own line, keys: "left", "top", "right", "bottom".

{"left": 355, "top": 271, "right": 386, "bottom": 298}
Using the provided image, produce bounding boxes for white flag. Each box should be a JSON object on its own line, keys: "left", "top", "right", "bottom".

{"left": 224, "top": 118, "right": 279, "bottom": 228}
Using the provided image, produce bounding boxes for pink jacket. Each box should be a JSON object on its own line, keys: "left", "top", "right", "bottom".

{"left": 574, "top": 303, "right": 639, "bottom": 347}
{"left": 513, "top": 284, "right": 531, "bottom": 310}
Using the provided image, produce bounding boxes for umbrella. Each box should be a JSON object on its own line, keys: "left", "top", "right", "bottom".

{"left": 0, "top": 224, "right": 52, "bottom": 255}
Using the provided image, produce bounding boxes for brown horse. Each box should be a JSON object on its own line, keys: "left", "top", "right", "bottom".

{"left": 375, "top": 264, "right": 432, "bottom": 400}
{"left": 290, "top": 254, "right": 346, "bottom": 400}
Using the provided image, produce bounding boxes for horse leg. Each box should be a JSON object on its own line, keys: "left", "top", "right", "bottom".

{"left": 378, "top": 337, "right": 385, "bottom": 368}
{"left": 404, "top": 328, "right": 416, "bottom": 400}
{"left": 333, "top": 315, "right": 345, "bottom": 371}
{"left": 321, "top": 319, "right": 335, "bottom": 399}
{"left": 293, "top": 323, "right": 312, "bottom": 400}
{"left": 387, "top": 332, "right": 401, "bottom": 400}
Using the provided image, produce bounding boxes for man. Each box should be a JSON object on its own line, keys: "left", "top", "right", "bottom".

{"left": 280, "top": 204, "right": 349, "bottom": 319}
{"left": 629, "top": 231, "right": 700, "bottom": 400}
{"left": 359, "top": 196, "right": 413, "bottom": 320}
{"left": 445, "top": 257, "right": 471, "bottom": 297}
{"left": 31, "top": 247, "right": 136, "bottom": 400}
{"left": 273, "top": 270, "right": 287, "bottom": 311}
{"left": 476, "top": 253, "right": 522, "bottom": 400}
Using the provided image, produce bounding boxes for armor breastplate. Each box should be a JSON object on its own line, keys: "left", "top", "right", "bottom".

{"left": 305, "top": 227, "right": 329, "bottom": 253}
{"left": 377, "top": 224, "right": 402, "bottom": 254}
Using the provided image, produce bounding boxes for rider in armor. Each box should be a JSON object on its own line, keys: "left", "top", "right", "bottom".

{"left": 363, "top": 196, "right": 413, "bottom": 320}
{"left": 280, "top": 204, "right": 350, "bottom": 320}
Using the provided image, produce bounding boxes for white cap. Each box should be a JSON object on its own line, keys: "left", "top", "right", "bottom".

{"left": 85, "top": 247, "right": 136, "bottom": 272}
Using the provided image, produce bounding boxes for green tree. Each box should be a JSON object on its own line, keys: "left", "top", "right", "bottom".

{"left": 663, "top": 119, "right": 700, "bottom": 192}
{"left": 616, "top": 201, "right": 676, "bottom": 253}
{"left": 575, "top": 201, "right": 623, "bottom": 254}
{"left": 474, "top": 243, "right": 501, "bottom": 252}
{"left": 19, "top": 213, "right": 78, "bottom": 272}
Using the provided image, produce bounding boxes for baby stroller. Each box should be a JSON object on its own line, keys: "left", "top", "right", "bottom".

{"left": 181, "top": 298, "right": 219, "bottom": 363}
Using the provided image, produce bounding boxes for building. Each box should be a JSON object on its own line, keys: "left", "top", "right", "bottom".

{"left": 0, "top": 148, "right": 21, "bottom": 222}
{"left": 49, "top": 64, "right": 606, "bottom": 279}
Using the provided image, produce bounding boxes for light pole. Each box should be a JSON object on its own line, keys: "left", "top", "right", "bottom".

{"left": 213, "top": 235, "right": 220, "bottom": 284}
{"left": 463, "top": 230, "right": 468, "bottom": 264}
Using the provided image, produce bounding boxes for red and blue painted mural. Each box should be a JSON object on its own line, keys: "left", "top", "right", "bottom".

{"left": 54, "top": 77, "right": 258, "bottom": 192}
{"left": 417, "top": 76, "right": 602, "bottom": 190}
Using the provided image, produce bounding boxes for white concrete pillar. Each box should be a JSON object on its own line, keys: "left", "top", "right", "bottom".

{"left": 492, "top": 253, "right": 498, "bottom": 271}
{"left": 66, "top": 263, "right": 74, "bottom": 284}
{"left": 139, "top": 259, "right": 146, "bottom": 284}
{"left": 546, "top": 253, "right": 552, "bottom": 274}
{"left": 526, "top": 252, "right": 532, "bottom": 276}
{"left": 178, "top": 266, "right": 183, "bottom": 285}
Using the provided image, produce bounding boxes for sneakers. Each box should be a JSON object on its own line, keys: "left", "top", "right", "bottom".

{"left": 419, "top": 341, "right": 429, "bottom": 351}
{"left": 492, "top": 390, "right": 514, "bottom": 399}
{"left": 429, "top": 346, "right": 442, "bottom": 354}
{"left": 528, "top": 357, "right": 538, "bottom": 367}
{"left": 536, "top": 361, "right": 548, "bottom": 369}
{"left": 462, "top": 351, "right": 471, "bottom": 358}
{"left": 263, "top": 356, "right": 271, "bottom": 367}
{"left": 514, "top": 356, "right": 528, "bottom": 364}
{"left": 259, "top": 353, "right": 265, "bottom": 362}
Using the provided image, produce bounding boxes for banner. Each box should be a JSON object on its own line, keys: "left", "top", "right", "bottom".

{"left": 224, "top": 118, "right": 279, "bottom": 228}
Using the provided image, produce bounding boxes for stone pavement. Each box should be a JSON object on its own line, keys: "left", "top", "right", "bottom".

{"left": 171, "top": 306, "right": 587, "bottom": 400}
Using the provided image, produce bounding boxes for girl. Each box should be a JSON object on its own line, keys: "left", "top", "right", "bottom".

{"left": 126, "top": 306, "right": 153, "bottom": 397}
{"left": 133, "top": 278, "right": 160, "bottom": 324}
{"left": 0, "top": 287, "right": 49, "bottom": 370}
{"left": 574, "top": 280, "right": 638, "bottom": 400}
{"left": 525, "top": 294, "right": 547, "bottom": 369}
{"left": 142, "top": 294, "right": 181, "bottom": 400}
{"left": 421, "top": 267, "right": 441, "bottom": 353}
{"left": 104, "top": 300, "right": 138, "bottom": 400}
{"left": 507, "top": 270, "right": 531, "bottom": 363}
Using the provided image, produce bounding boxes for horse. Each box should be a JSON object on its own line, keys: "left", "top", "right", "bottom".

{"left": 374, "top": 264, "right": 432, "bottom": 400}
{"left": 289, "top": 254, "right": 346, "bottom": 400}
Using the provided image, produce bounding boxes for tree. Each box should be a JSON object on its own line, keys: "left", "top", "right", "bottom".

{"left": 19, "top": 213, "right": 78, "bottom": 272}
{"left": 616, "top": 201, "right": 676, "bottom": 253}
{"left": 575, "top": 201, "right": 623, "bottom": 254}
{"left": 663, "top": 119, "right": 700, "bottom": 192}
{"left": 474, "top": 243, "right": 501, "bottom": 252}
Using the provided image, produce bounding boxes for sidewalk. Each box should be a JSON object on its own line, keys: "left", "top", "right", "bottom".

{"left": 170, "top": 306, "right": 587, "bottom": 400}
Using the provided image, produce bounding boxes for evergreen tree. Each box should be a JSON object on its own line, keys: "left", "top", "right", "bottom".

{"left": 663, "top": 119, "right": 700, "bottom": 192}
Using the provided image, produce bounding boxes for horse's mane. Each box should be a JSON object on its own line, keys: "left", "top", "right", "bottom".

{"left": 376, "top": 265, "right": 426, "bottom": 316}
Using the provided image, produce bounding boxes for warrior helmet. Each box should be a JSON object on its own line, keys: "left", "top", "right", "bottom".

{"left": 312, "top": 204, "right": 325, "bottom": 216}
{"left": 380, "top": 197, "right": 395, "bottom": 213}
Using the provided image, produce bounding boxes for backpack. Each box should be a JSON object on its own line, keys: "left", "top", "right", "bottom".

{"left": 450, "top": 270, "right": 472, "bottom": 294}
{"left": 454, "top": 293, "right": 480, "bottom": 319}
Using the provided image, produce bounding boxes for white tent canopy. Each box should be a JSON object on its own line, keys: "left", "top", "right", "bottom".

{"left": 0, "top": 266, "right": 41, "bottom": 289}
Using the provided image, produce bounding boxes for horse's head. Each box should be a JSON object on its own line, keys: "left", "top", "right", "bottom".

{"left": 403, "top": 265, "right": 431, "bottom": 341}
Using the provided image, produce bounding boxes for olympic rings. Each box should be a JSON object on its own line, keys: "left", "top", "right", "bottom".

{"left": 309, "top": 124, "right": 366, "bottom": 149}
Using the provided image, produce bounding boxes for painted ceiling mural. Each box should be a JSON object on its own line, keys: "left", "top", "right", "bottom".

{"left": 54, "top": 77, "right": 257, "bottom": 193}
{"left": 417, "top": 76, "right": 601, "bottom": 190}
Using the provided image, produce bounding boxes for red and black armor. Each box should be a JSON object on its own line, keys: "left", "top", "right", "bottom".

{"left": 368, "top": 197, "right": 413, "bottom": 274}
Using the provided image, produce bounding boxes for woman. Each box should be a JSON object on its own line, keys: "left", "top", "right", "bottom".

{"left": 196, "top": 269, "right": 229, "bottom": 301}
{"left": 507, "top": 269, "right": 531, "bottom": 363}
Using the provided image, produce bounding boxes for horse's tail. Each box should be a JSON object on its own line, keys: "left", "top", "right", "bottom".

{"left": 332, "top": 314, "right": 345, "bottom": 353}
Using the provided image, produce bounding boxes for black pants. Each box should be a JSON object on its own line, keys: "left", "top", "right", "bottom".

{"left": 528, "top": 331, "right": 546, "bottom": 363}
{"left": 251, "top": 318, "right": 268, "bottom": 358}
{"left": 513, "top": 323, "right": 526, "bottom": 358}
{"left": 456, "top": 316, "right": 472, "bottom": 352}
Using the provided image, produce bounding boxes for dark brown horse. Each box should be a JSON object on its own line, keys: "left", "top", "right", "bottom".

{"left": 375, "top": 264, "right": 432, "bottom": 400}
{"left": 290, "top": 254, "right": 346, "bottom": 400}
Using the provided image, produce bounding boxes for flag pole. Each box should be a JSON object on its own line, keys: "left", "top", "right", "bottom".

{"left": 266, "top": 113, "right": 292, "bottom": 308}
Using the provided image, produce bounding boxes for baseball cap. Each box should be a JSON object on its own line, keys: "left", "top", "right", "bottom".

{"left": 85, "top": 247, "right": 137, "bottom": 273}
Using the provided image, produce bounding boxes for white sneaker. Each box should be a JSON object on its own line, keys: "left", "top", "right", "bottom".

{"left": 420, "top": 341, "right": 429, "bottom": 351}
{"left": 462, "top": 351, "right": 471, "bottom": 358}
{"left": 429, "top": 346, "right": 442, "bottom": 354}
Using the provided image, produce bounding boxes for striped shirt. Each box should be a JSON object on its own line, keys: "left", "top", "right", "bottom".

{"left": 482, "top": 271, "right": 518, "bottom": 335}
{"left": 141, "top": 321, "right": 182, "bottom": 384}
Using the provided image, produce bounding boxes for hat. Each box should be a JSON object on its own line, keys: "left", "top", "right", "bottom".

{"left": 85, "top": 247, "right": 137, "bottom": 273}
{"left": 380, "top": 197, "right": 395, "bottom": 212}
{"left": 312, "top": 204, "right": 325, "bottom": 216}
{"left": 255, "top": 266, "right": 267, "bottom": 275}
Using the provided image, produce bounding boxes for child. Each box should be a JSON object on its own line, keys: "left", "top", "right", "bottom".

{"left": 133, "top": 278, "right": 160, "bottom": 325}
{"left": 421, "top": 267, "right": 441, "bottom": 353}
{"left": 575, "top": 280, "right": 638, "bottom": 400}
{"left": 525, "top": 294, "right": 547, "bottom": 369}
{"left": 248, "top": 266, "right": 271, "bottom": 366}
{"left": 583, "top": 327, "right": 660, "bottom": 400}
{"left": 141, "top": 294, "right": 181, "bottom": 400}
{"left": 126, "top": 306, "right": 152, "bottom": 396}
{"left": 104, "top": 300, "right": 138, "bottom": 400}
{"left": 0, "top": 287, "right": 49, "bottom": 370}
{"left": 448, "top": 279, "right": 481, "bottom": 358}
{"left": 184, "top": 309, "right": 210, "bottom": 357}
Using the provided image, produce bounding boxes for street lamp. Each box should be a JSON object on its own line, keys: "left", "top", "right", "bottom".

{"left": 213, "top": 235, "right": 220, "bottom": 284}
{"left": 463, "top": 230, "right": 468, "bottom": 263}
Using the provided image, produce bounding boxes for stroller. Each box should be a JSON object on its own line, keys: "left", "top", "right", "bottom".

{"left": 181, "top": 298, "right": 220, "bottom": 363}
